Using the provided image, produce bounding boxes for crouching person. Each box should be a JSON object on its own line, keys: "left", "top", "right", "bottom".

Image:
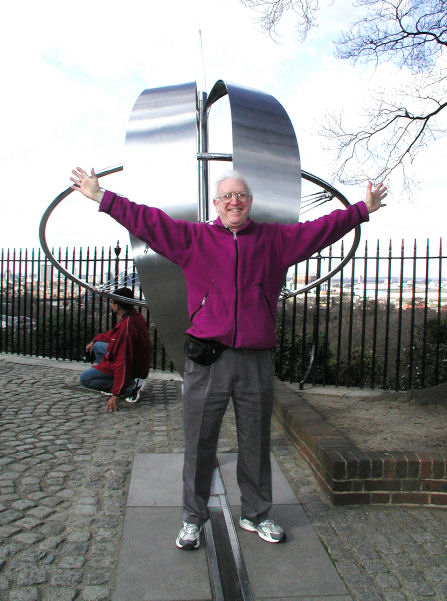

{"left": 80, "top": 287, "right": 151, "bottom": 412}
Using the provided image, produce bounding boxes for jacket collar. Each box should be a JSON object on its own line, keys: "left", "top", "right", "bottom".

{"left": 212, "top": 216, "right": 254, "bottom": 234}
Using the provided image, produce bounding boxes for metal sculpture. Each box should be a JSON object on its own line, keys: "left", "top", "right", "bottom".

{"left": 39, "top": 80, "right": 361, "bottom": 374}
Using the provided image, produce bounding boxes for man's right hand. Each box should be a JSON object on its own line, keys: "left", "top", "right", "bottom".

{"left": 70, "top": 167, "right": 105, "bottom": 204}
{"left": 106, "top": 395, "right": 120, "bottom": 412}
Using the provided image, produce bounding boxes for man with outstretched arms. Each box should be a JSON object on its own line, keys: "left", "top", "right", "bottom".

{"left": 71, "top": 166, "right": 387, "bottom": 549}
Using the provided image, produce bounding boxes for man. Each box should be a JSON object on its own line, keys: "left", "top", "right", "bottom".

{"left": 71, "top": 167, "right": 387, "bottom": 547}
{"left": 80, "top": 286, "right": 151, "bottom": 412}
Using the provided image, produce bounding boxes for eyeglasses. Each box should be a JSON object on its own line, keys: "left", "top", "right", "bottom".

{"left": 216, "top": 192, "right": 251, "bottom": 204}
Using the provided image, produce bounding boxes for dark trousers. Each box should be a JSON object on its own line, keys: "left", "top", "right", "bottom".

{"left": 80, "top": 341, "right": 135, "bottom": 395}
{"left": 182, "top": 348, "right": 274, "bottom": 525}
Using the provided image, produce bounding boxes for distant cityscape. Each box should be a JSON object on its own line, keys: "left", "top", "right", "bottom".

{"left": 284, "top": 272, "right": 447, "bottom": 308}
{"left": 2, "top": 265, "right": 446, "bottom": 312}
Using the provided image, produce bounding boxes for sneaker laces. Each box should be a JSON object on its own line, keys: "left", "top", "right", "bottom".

{"left": 182, "top": 523, "right": 199, "bottom": 535}
{"left": 259, "top": 519, "right": 282, "bottom": 533}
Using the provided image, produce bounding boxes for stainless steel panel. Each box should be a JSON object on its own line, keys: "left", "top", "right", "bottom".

{"left": 124, "top": 82, "right": 197, "bottom": 374}
{"left": 206, "top": 80, "right": 301, "bottom": 224}
{"left": 124, "top": 80, "right": 300, "bottom": 375}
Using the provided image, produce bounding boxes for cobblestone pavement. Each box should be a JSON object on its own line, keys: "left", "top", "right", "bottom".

{"left": 1, "top": 355, "right": 447, "bottom": 601}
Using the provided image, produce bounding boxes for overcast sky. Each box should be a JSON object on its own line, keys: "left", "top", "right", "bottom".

{"left": 1, "top": 0, "right": 446, "bottom": 255}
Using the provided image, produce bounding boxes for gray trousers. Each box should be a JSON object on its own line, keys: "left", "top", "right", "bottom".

{"left": 182, "top": 348, "right": 274, "bottom": 525}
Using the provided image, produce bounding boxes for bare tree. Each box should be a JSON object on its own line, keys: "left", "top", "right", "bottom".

{"left": 336, "top": 0, "right": 446, "bottom": 72}
{"left": 241, "top": 0, "right": 447, "bottom": 186}
{"left": 323, "top": 62, "right": 447, "bottom": 186}
{"left": 240, "top": 0, "right": 322, "bottom": 40}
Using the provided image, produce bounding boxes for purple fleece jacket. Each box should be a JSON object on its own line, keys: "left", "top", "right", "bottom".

{"left": 99, "top": 191, "right": 368, "bottom": 349}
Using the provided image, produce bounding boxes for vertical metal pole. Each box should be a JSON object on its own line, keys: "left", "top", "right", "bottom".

{"left": 92, "top": 246, "right": 98, "bottom": 346}
{"left": 408, "top": 240, "right": 417, "bottom": 389}
{"left": 312, "top": 253, "right": 322, "bottom": 386}
{"left": 298, "top": 260, "right": 310, "bottom": 389}
{"left": 77, "top": 248, "right": 83, "bottom": 360}
{"left": 300, "top": 252, "right": 322, "bottom": 388}
{"left": 99, "top": 246, "right": 105, "bottom": 333}
{"left": 291, "top": 265, "right": 298, "bottom": 379}
{"left": 198, "top": 90, "right": 209, "bottom": 222}
{"left": 303, "top": 261, "right": 310, "bottom": 379}
{"left": 421, "top": 239, "right": 429, "bottom": 388}
{"left": 336, "top": 241, "right": 345, "bottom": 386}
{"left": 30, "top": 248, "right": 35, "bottom": 357}
{"left": 85, "top": 246, "right": 91, "bottom": 347}
{"left": 11, "top": 249, "right": 16, "bottom": 353}
{"left": 17, "top": 248, "right": 23, "bottom": 354}
{"left": 122, "top": 245, "right": 128, "bottom": 288}
{"left": 360, "top": 240, "right": 368, "bottom": 388}
{"left": 347, "top": 254, "right": 356, "bottom": 386}
{"left": 395, "top": 240, "right": 405, "bottom": 389}
{"left": 36, "top": 249, "right": 41, "bottom": 357}
{"left": 435, "top": 238, "right": 442, "bottom": 384}
{"left": 383, "top": 240, "right": 392, "bottom": 389}
{"left": 23, "top": 249, "right": 29, "bottom": 356}
{"left": 371, "top": 240, "right": 380, "bottom": 389}
{"left": 106, "top": 246, "right": 112, "bottom": 332}
{"left": 42, "top": 250, "right": 48, "bottom": 358}
{"left": 70, "top": 248, "right": 76, "bottom": 360}
{"left": 63, "top": 248, "right": 68, "bottom": 360}
{"left": 49, "top": 253, "right": 55, "bottom": 358}
{"left": 323, "top": 247, "right": 332, "bottom": 385}
{"left": 56, "top": 248, "right": 61, "bottom": 359}
{"left": 112, "top": 242, "right": 120, "bottom": 328}
{"left": 114, "top": 241, "right": 121, "bottom": 288}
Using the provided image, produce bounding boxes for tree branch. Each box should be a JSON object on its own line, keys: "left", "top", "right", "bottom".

{"left": 240, "top": 0, "right": 447, "bottom": 187}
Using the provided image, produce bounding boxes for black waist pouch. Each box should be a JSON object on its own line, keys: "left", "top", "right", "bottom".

{"left": 184, "top": 334, "right": 227, "bottom": 366}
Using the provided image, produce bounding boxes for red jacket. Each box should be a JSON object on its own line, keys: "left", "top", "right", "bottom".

{"left": 93, "top": 309, "right": 151, "bottom": 396}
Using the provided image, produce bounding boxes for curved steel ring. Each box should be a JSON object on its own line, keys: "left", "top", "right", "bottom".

{"left": 282, "top": 170, "right": 361, "bottom": 298}
{"left": 39, "top": 167, "right": 360, "bottom": 303}
{"left": 39, "top": 165, "right": 145, "bottom": 307}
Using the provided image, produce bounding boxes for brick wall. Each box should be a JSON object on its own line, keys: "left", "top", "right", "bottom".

{"left": 273, "top": 380, "right": 447, "bottom": 506}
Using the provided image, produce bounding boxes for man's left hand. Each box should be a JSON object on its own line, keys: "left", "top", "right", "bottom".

{"left": 106, "top": 395, "right": 120, "bottom": 412}
{"left": 365, "top": 181, "right": 387, "bottom": 214}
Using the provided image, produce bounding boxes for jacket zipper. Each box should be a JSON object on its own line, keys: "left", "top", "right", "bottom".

{"left": 232, "top": 231, "right": 239, "bottom": 347}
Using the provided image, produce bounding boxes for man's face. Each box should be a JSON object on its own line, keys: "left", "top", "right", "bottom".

{"left": 213, "top": 177, "right": 253, "bottom": 232}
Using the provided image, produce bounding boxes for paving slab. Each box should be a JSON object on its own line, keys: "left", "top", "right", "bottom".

{"left": 113, "top": 454, "right": 210, "bottom": 601}
{"left": 233, "top": 504, "right": 350, "bottom": 600}
{"left": 127, "top": 453, "right": 184, "bottom": 507}
{"left": 220, "top": 454, "right": 348, "bottom": 600}
{"left": 112, "top": 507, "right": 211, "bottom": 601}
{"left": 113, "top": 453, "right": 349, "bottom": 601}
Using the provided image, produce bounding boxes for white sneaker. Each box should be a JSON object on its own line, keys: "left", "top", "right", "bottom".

{"left": 239, "top": 516, "right": 286, "bottom": 543}
{"left": 176, "top": 522, "right": 201, "bottom": 550}
{"left": 125, "top": 379, "right": 144, "bottom": 403}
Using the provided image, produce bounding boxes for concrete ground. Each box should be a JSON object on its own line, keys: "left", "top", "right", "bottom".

{"left": 1, "top": 352, "right": 447, "bottom": 601}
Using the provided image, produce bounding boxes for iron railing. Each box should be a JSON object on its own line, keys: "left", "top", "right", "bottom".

{"left": 0, "top": 244, "right": 173, "bottom": 372}
{"left": 1, "top": 240, "right": 446, "bottom": 389}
